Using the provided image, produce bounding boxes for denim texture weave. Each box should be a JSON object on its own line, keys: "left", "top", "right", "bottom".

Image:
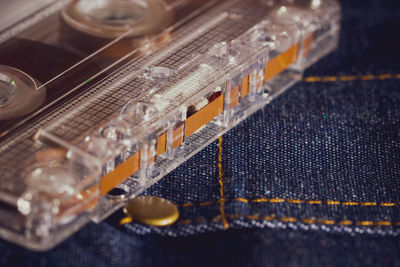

{"left": 1, "top": 0, "right": 400, "bottom": 266}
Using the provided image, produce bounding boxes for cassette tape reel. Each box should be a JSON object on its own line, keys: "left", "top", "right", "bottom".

{"left": 0, "top": 65, "right": 46, "bottom": 120}
{"left": 62, "top": 0, "right": 173, "bottom": 38}
{"left": 0, "top": 0, "right": 341, "bottom": 250}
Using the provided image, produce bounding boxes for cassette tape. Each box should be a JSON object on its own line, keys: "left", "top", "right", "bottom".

{"left": 0, "top": 0, "right": 341, "bottom": 250}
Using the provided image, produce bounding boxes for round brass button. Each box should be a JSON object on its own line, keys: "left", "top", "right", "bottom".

{"left": 123, "top": 196, "right": 179, "bottom": 227}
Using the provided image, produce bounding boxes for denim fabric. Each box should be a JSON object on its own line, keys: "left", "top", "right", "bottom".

{"left": 1, "top": 0, "right": 400, "bottom": 266}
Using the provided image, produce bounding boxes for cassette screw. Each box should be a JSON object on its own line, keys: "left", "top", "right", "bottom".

{"left": 106, "top": 184, "right": 130, "bottom": 201}
{"left": 120, "top": 196, "right": 179, "bottom": 226}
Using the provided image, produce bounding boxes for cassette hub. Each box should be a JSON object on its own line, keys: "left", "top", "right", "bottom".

{"left": 0, "top": 72, "right": 16, "bottom": 108}
{"left": 0, "top": 65, "right": 46, "bottom": 120}
{"left": 62, "top": 0, "right": 173, "bottom": 38}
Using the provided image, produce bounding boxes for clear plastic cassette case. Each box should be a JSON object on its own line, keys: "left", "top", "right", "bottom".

{"left": 0, "top": 0, "right": 340, "bottom": 250}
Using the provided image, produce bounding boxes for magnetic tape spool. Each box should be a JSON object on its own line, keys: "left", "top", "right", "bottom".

{"left": 61, "top": 0, "right": 173, "bottom": 39}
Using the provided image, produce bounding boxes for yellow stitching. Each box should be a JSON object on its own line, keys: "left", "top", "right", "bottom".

{"left": 303, "top": 77, "right": 322, "bottom": 82}
{"left": 217, "top": 199, "right": 227, "bottom": 204}
{"left": 380, "top": 202, "right": 396, "bottom": 207}
{"left": 339, "top": 220, "right": 353, "bottom": 226}
{"left": 376, "top": 221, "right": 392, "bottom": 226}
{"left": 361, "top": 202, "right": 377, "bottom": 206}
{"left": 180, "top": 198, "right": 399, "bottom": 208}
{"left": 287, "top": 199, "right": 305, "bottom": 204}
{"left": 342, "top": 202, "right": 359, "bottom": 206}
{"left": 326, "top": 200, "right": 341, "bottom": 205}
{"left": 319, "top": 219, "right": 335, "bottom": 225}
{"left": 218, "top": 137, "right": 229, "bottom": 229}
{"left": 233, "top": 198, "right": 248, "bottom": 203}
{"left": 252, "top": 198, "right": 268, "bottom": 203}
{"left": 307, "top": 200, "right": 322, "bottom": 204}
{"left": 356, "top": 221, "right": 374, "bottom": 226}
{"left": 360, "top": 75, "right": 375, "bottom": 80}
{"left": 322, "top": 76, "right": 338, "bottom": 82}
{"left": 281, "top": 217, "right": 297, "bottom": 222}
{"left": 339, "top": 75, "right": 357, "bottom": 81}
{"left": 246, "top": 214, "right": 260, "bottom": 220}
{"left": 176, "top": 216, "right": 400, "bottom": 227}
{"left": 269, "top": 198, "right": 285, "bottom": 203}
{"left": 199, "top": 201, "right": 215, "bottom": 206}
{"left": 302, "top": 219, "right": 315, "bottom": 224}
{"left": 378, "top": 74, "right": 393, "bottom": 80}
{"left": 303, "top": 73, "right": 400, "bottom": 83}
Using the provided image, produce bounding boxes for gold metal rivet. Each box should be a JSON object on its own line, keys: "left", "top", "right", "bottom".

{"left": 122, "top": 196, "right": 179, "bottom": 227}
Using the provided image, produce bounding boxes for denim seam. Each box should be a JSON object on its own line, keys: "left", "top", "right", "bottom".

{"left": 180, "top": 198, "right": 399, "bottom": 207}
{"left": 303, "top": 73, "right": 400, "bottom": 82}
{"left": 177, "top": 214, "right": 400, "bottom": 227}
{"left": 217, "top": 136, "right": 229, "bottom": 229}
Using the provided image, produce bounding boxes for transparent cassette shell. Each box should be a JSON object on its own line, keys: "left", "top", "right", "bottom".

{"left": 0, "top": 0, "right": 340, "bottom": 250}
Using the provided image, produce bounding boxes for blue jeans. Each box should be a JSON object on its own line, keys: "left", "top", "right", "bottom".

{"left": 1, "top": 0, "right": 400, "bottom": 266}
